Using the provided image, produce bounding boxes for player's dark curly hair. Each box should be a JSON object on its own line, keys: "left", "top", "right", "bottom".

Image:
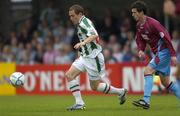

{"left": 131, "top": 0, "right": 147, "bottom": 14}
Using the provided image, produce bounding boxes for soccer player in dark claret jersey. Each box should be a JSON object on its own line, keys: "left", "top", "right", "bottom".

{"left": 131, "top": 0, "right": 180, "bottom": 109}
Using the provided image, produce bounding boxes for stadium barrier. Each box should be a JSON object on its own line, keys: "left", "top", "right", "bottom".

{"left": 0, "top": 63, "right": 176, "bottom": 95}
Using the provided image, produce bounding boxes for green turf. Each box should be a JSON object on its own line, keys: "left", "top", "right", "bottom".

{"left": 0, "top": 95, "right": 179, "bottom": 116}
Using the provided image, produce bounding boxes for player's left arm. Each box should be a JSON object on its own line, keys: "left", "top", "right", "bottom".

{"left": 74, "top": 35, "right": 98, "bottom": 49}
{"left": 152, "top": 21, "right": 177, "bottom": 65}
{"left": 74, "top": 23, "right": 98, "bottom": 49}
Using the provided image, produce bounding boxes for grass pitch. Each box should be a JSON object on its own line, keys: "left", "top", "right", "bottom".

{"left": 0, "top": 95, "right": 179, "bottom": 116}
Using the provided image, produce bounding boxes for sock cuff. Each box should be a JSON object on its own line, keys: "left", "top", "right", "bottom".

{"left": 98, "top": 83, "right": 110, "bottom": 94}
{"left": 72, "top": 89, "right": 80, "bottom": 93}
{"left": 105, "top": 85, "right": 111, "bottom": 94}
{"left": 68, "top": 79, "right": 80, "bottom": 92}
{"left": 166, "top": 82, "right": 173, "bottom": 90}
{"left": 144, "top": 74, "right": 153, "bottom": 77}
{"left": 70, "top": 84, "right": 79, "bottom": 90}
{"left": 103, "top": 83, "right": 108, "bottom": 93}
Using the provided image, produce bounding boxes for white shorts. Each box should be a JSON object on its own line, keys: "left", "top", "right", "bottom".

{"left": 72, "top": 53, "right": 106, "bottom": 80}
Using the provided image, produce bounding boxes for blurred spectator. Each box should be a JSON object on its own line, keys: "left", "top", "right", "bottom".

{"left": 98, "top": 8, "right": 118, "bottom": 42}
{"left": 18, "top": 25, "right": 29, "bottom": 44}
{"left": 51, "top": 19, "right": 62, "bottom": 38}
{"left": 43, "top": 42, "right": 58, "bottom": 64}
{"left": 0, "top": 2, "right": 179, "bottom": 65}
{"left": 10, "top": 34, "right": 18, "bottom": 56}
{"left": 107, "top": 34, "right": 118, "bottom": 49}
{"left": 38, "top": 19, "right": 50, "bottom": 38}
{"left": 65, "top": 21, "right": 75, "bottom": 42}
{"left": 175, "top": 30, "right": 180, "bottom": 62}
{"left": 54, "top": 36, "right": 62, "bottom": 50}
{"left": 34, "top": 43, "right": 44, "bottom": 64}
{"left": 172, "top": 30, "right": 180, "bottom": 52}
{"left": 118, "top": 18, "right": 132, "bottom": 46}
{"left": 18, "top": 19, "right": 34, "bottom": 44}
{"left": 174, "top": 63, "right": 180, "bottom": 88}
{"left": 16, "top": 43, "right": 25, "bottom": 64}
{"left": 122, "top": 43, "right": 134, "bottom": 62}
{"left": 1, "top": 45, "right": 15, "bottom": 62}
{"left": 175, "top": 0, "right": 180, "bottom": 15}
{"left": 31, "top": 31, "right": 43, "bottom": 44}
{"left": 55, "top": 44, "right": 74, "bottom": 64}
{"left": 25, "top": 43, "right": 36, "bottom": 62}
{"left": 40, "top": 0, "right": 57, "bottom": 25}
{"left": 59, "top": 27, "right": 72, "bottom": 44}
{"left": 126, "top": 31, "right": 136, "bottom": 53}
{"left": 103, "top": 48, "right": 117, "bottom": 64}
{"left": 162, "top": 0, "right": 176, "bottom": 34}
{"left": 163, "top": 0, "right": 176, "bottom": 16}
{"left": 112, "top": 43, "right": 123, "bottom": 62}
{"left": 19, "top": 50, "right": 31, "bottom": 65}
{"left": 172, "top": 30, "right": 180, "bottom": 63}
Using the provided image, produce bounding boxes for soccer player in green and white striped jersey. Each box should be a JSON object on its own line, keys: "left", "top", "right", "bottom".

{"left": 66, "top": 4, "right": 127, "bottom": 111}
{"left": 76, "top": 14, "right": 102, "bottom": 58}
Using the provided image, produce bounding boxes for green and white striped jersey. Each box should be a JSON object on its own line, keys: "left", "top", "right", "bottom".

{"left": 77, "top": 16, "right": 102, "bottom": 58}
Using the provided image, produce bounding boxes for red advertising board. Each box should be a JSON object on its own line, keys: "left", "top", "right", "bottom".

{"left": 16, "top": 64, "right": 122, "bottom": 95}
{"left": 16, "top": 63, "right": 176, "bottom": 95}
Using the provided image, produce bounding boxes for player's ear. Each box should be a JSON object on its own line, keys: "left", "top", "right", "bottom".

{"left": 79, "top": 12, "right": 83, "bottom": 16}
{"left": 140, "top": 11, "right": 144, "bottom": 15}
{"left": 142, "top": 10, "right": 145, "bottom": 14}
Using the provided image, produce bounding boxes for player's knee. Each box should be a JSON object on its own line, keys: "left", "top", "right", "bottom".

{"left": 144, "top": 67, "right": 153, "bottom": 75}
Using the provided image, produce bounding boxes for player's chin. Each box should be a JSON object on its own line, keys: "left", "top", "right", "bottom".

{"left": 133, "top": 17, "right": 138, "bottom": 21}
{"left": 134, "top": 18, "right": 138, "bottom": 21}
{"left": 73, "top": 21, "right": 78, "bottom": 25}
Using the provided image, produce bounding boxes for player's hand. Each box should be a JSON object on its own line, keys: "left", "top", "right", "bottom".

{"left": 171, "top": 56, "right": 177, "bottom": 66}
{"left": 138, "top": 50, "right": 145, "bottom": 58}
{"left": 74, "top": 43, "right": 81, "bottom": 49}
{"left": 74, "top": 42, "right": 85, "bottom": 49}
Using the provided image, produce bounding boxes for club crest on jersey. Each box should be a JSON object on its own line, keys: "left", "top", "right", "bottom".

{"left": 145, "top": 30, "right": 149, "bottom": 34}
{"left": 141, "top": 34, "right": 150, "bottom": 40}
{"left": 140, "top": 26, "right": 144, "bottom": 29}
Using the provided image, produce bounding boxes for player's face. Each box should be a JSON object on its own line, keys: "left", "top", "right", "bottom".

{"left": 132, "top": 8, "right": 142, "bottom": 21}
{"left": 69, "top": 10, "right": 81, "bottom": 25}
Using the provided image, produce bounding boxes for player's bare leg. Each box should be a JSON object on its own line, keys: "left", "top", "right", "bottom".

{"left": 90, "top": 80, "right": 127, "bottom": 105}
{"left": 65, "top": 65, "right": 85, "bottom": 111}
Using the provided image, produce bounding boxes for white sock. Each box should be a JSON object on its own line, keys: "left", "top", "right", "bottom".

{"left": 68, "top": 79, "right": 84, "bottom": 105}
{"left": 97, "top": 83, "right": 124, "bottom": 94}
{"left": 109, "top": 86, "right": 124, "bottom": 94}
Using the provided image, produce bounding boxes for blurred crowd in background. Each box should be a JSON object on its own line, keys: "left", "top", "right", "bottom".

{"left": 0, "top": 0, "right": 180, "bottom": 65}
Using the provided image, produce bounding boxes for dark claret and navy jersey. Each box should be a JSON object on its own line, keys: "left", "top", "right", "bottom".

{"left": 135, "top": 16, "right": 176, "bottom": 56}
{"left": 77, "top": 16, "right": 102, "bottom": 58}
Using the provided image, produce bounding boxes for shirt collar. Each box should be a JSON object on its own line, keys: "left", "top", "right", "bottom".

{"left": 137, "top": 16, "right": 147, "bottom": 26}
{"left": 79, "top": 15, "right": 85, "bottom": 24}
